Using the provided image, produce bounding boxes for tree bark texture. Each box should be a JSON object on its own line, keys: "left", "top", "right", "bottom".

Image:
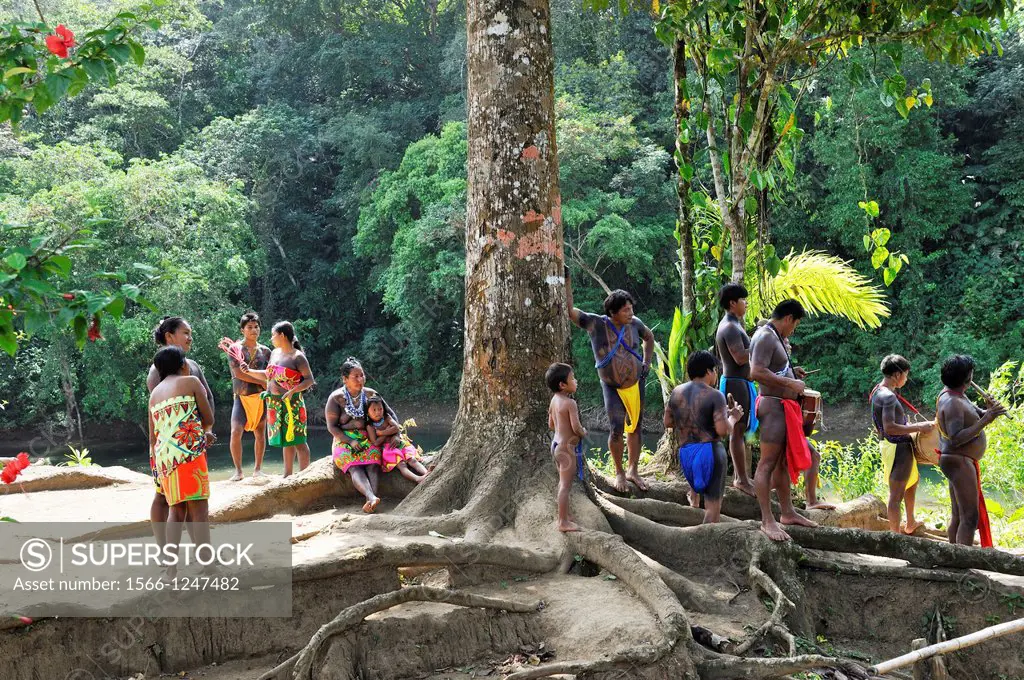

{"left": 674, "top": 37, "right": 696, "bottom": 318}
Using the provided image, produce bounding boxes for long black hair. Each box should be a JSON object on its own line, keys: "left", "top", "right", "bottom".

{"left": 153, "top": 316, "right": 187, "bottom": 346}
{"left": 153, "top": 346, "right": 186, "bottom": 380}
{"left": 272, "top": 321, "right": 301, "bottom": 351}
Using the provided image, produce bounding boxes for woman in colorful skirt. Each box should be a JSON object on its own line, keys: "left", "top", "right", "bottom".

{"left": 146, "top": 316, "right": 215, "bottom": 549}
{"left": 149, "top": 346, "right": 215, "bottom": 579}
{"left": 326, "top": 357, "right": 395, "bottom": 512}
{"left": 240, "top": 321, "right": 314, "bottom": 477}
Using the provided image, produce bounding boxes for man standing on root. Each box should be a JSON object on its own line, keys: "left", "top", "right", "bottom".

{"left": 227, "top": 312, "right": 271, "bottom": 481}
{"left": 749, "top": 299, "right": 817, "bottom": 541}
{"left": 665, "top": 351, "right": 744, "bottom": 523}
{"left": 715, "top": 283, "right": 757, "bottom": 497}
{"left": 936, "top": 354, "right": 1006, "bottom": 546}
{"left": 566, "top": 268, "right": 655, "bottom": 492}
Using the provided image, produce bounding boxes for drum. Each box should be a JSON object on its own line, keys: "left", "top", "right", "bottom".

{"left": 801, "top": 389, "right": 822, "bottom": 435}
{"left": 911, "top": 413, "right": 941, "bottom": 465}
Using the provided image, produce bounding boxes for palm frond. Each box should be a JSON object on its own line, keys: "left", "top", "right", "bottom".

{"left": 746, "top": 250, "right": 890, "bottom": 329}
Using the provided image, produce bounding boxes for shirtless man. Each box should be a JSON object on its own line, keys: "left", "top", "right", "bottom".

{"left": 566, "top": 269, "right": 655, "bottom": 492}
{"left": 714, "top": 283, "right": 756, "bottom": 496}
{"left": 936, "top": 354, "right": 1006, "bottom": 546}
{"left": 227, "top": 312, "right": 271, "bottom": 481}
{"left": 749, "top": 299, "right": 817, "bottom": 541}
{"left": 664, "top": 351, "right": 744, "bottom": 523}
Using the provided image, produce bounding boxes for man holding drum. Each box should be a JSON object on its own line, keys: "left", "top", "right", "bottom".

{"left": 749, "top": 300, "right": 817, "bottom": 541}
{"left": 869, "top": 354, "right": 936, "bottom": 535}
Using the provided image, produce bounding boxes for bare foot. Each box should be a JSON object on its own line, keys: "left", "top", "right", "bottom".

{"left": 687, "top": 491, "right": 700, "bottom": 507}
{"left": 229, "top": 470, "right": 243, "bottom": 482}
{"left": 760, "top": 520, "right": 791, "bottom": 542}
{"left": 362, "top": 497, "right": 381, "bottom": 513}
{"left": 558, "top": 520, "right": 582, "bottom": 533}
{"left": 732, "top": 479, "right": 756, "bottom": 497}
{"left": 626, "top": 472, "right": 649, "bottom": 492}
{"left": 780, "top": 512, "right": 818, "bottom": 528}
{"left": 903, "top": 520, "right": 924, "bottom": 535}
{"left": 613, "top": 471, "right": 629, "bottom": 493}
{"left": 806, "top": 501, "right": 837, "bottom": 510}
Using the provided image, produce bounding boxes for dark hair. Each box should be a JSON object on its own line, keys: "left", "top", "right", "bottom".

{"left": 880, "top": 354, "right": 911, "bottom": 377}
{"left": 686, "top": 350, "right": 720, "bottom": 379}
{"left": 771, "top": 299, "right": 806, "bottom": 321}
{"left": 366, "top": 395, "right": 384, "bottom": 407}
{"left": 603, "top": 289, "right": 635, "bottom": 316}
{"left": 341, "top": 356, "right": 363, "bottom": 379}
{"left": 272, "top": 321, "right": 301, "bottom": 350}
{"left": 239, "top": 312, "right": 261, "bottom": 330}
{"left": 545, "top": 363, "right": 574, "bottom": 392}
{"left": 153, "top": 346, "right": 186, "bottom": 381}
{"left": 941, "top": 354, "right": 975, "bottom": 389}
{"left": 718, "top": 283, "right": 749, "bottom": 311}
{"left": 153, "top": 316, "right": 187, "bottom": 346}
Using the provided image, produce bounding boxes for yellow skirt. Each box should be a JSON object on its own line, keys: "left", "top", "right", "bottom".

{"left": 880, "top": 440, "right": 918, "bottom": 490}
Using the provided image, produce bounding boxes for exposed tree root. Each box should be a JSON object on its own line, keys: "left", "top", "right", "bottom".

{"left": 293, "top": 540, "right": 560, "bottom": 582}
{"left": 696, "top": 652, "right": 870, "bottom": 680}
{"left": 601, "top": 491, "right": 739, "bottom": 525}
{"left": 631, "top": 546, "right": 719, "bottom": 612}
{"left": 786, "top": 526, "right": 1024, "bottom": 575}
{"left": 732, "top": 550, "right": 797, "bottom": 656}
{"left": 259, "top": 586, "right": 542, "bottom": 680}
{"left": 798, "top": 551, "right": 1000, "bottom": 585}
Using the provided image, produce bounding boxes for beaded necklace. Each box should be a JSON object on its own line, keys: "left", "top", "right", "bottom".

{"left": 343, "top": 388, "right": 367, "bottom": 418}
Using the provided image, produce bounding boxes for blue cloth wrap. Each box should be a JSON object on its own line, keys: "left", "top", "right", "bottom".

{"left": 719, "top": 376, "right": 759, "bottom": 434}
{"left": 679, "top": 442, "right": 715, "bottom": 494}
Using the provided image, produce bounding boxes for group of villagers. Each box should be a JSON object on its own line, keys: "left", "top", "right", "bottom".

{"left": 145, "top": 313, "right": 429, "bottom": 576}
{"left": 549, "top": 274, "right": 1007, "bottom": 549}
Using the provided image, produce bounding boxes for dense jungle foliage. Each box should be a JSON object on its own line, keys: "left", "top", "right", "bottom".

{"left": 1, "top": 0, "right": 1022, "bottom": 432}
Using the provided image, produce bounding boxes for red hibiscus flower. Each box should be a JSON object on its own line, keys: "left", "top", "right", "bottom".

{"left": 87, "top": 315, "right": 103, "bottom": 342}
{"left": 1, "top": 460, "right": 21, "bottom": 484}
{"left": 15, "top": 453, "right": 29, "bottom": 470}
{"left": 44, "top": 25, "right": 77, "bottom": 59}
{"left": 62, "top": 293, "right": 75, "bottom": 301}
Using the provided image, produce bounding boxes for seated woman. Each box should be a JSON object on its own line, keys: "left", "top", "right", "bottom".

{"left": 326, "top": 357, "right": 397, "bottom": 513}
{"left": 148, "top": 346, "right": 215, "bottom": 579}
{"left": 367, "top": 396, "right": 429, "bottom": 484}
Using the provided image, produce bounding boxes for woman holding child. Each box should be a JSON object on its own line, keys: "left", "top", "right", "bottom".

{"left": 327, "top": 357, "right": 427, "bottom": 513}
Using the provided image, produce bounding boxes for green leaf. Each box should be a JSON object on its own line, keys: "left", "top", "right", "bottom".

{"left": 871, "top": 247, "right": 890, "bottom": 270}
{"left": 42, "top": 73, "right": 72, "bottom": 104}
{"left": 863, "top": 234, "right": 872, "bottom": 251}
{"left": 883, "top": 267, "right": 896, "bottom": 287}
{"left": 128, "top": 42, "right": 146, "bottom": 67}
{"left": 4, "top": 67, "right": 34, "bottom": 79}
{"left": 5, "top": 253, "right": 27, "bottom": 271}
{"left": 744, "top": 195, "right": 758, "bottom": 215}
{"left": 0, "top": 329, "right": 16, "bottom": 356}
{"left": 858, "top": 201, "right": 880, "bottom": 218}
{"left": 48, "top": 255, "right": 72, "bottom": 277}
{"left": 871, "top": 228, "right": 891, "bottom": 246}
{"left": 987, "top": 499, "right": 1004, "bottom": 519}
{"left": 1008, "top": 506, "right": 1024, "bottom": 524}
{"left": 105, "top": 297, "right": 126, "bottom": 320}
{"left": 23, "top": 310, "right": 49, "bottom": 336}
{"left": 72, "top": 315, "right": 88, "bottom": 348}
{"left": 107, "top": 44, "right": 132, "bottom": 64}
{"left": 895, "top": 97, "right": 910, "bottom": 119}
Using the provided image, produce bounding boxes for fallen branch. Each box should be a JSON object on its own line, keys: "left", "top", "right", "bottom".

{"left": 697, "top": 651, "right": 869, "bottom": 679}
{"left": 265, "top": 586, "right": 542, "bottom": 680}
{"left": 872, "top": 616, "right": 1024, "bottom": 675}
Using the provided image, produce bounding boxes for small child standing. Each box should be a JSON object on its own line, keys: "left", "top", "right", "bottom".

{"left": 546, "top": 363, "right": 587, "bottom": 533}
{"left": 367, "top": 396, "right": 430, "bottom": 484}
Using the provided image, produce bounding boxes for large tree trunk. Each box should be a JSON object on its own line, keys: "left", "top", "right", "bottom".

{"left": 397, "top": 0, "right": 568, "bottom": 538}
{"left": 674, "top": 37, "right": 696, "bottom": 318}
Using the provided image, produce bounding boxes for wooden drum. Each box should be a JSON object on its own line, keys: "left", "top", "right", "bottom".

{"left": 801, "top": 389, "right": 823, "bottom": 436}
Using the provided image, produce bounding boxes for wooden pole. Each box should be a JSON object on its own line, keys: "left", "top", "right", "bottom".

{"left": 872, "top": 617, "right": 1024, "bottom": 675}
